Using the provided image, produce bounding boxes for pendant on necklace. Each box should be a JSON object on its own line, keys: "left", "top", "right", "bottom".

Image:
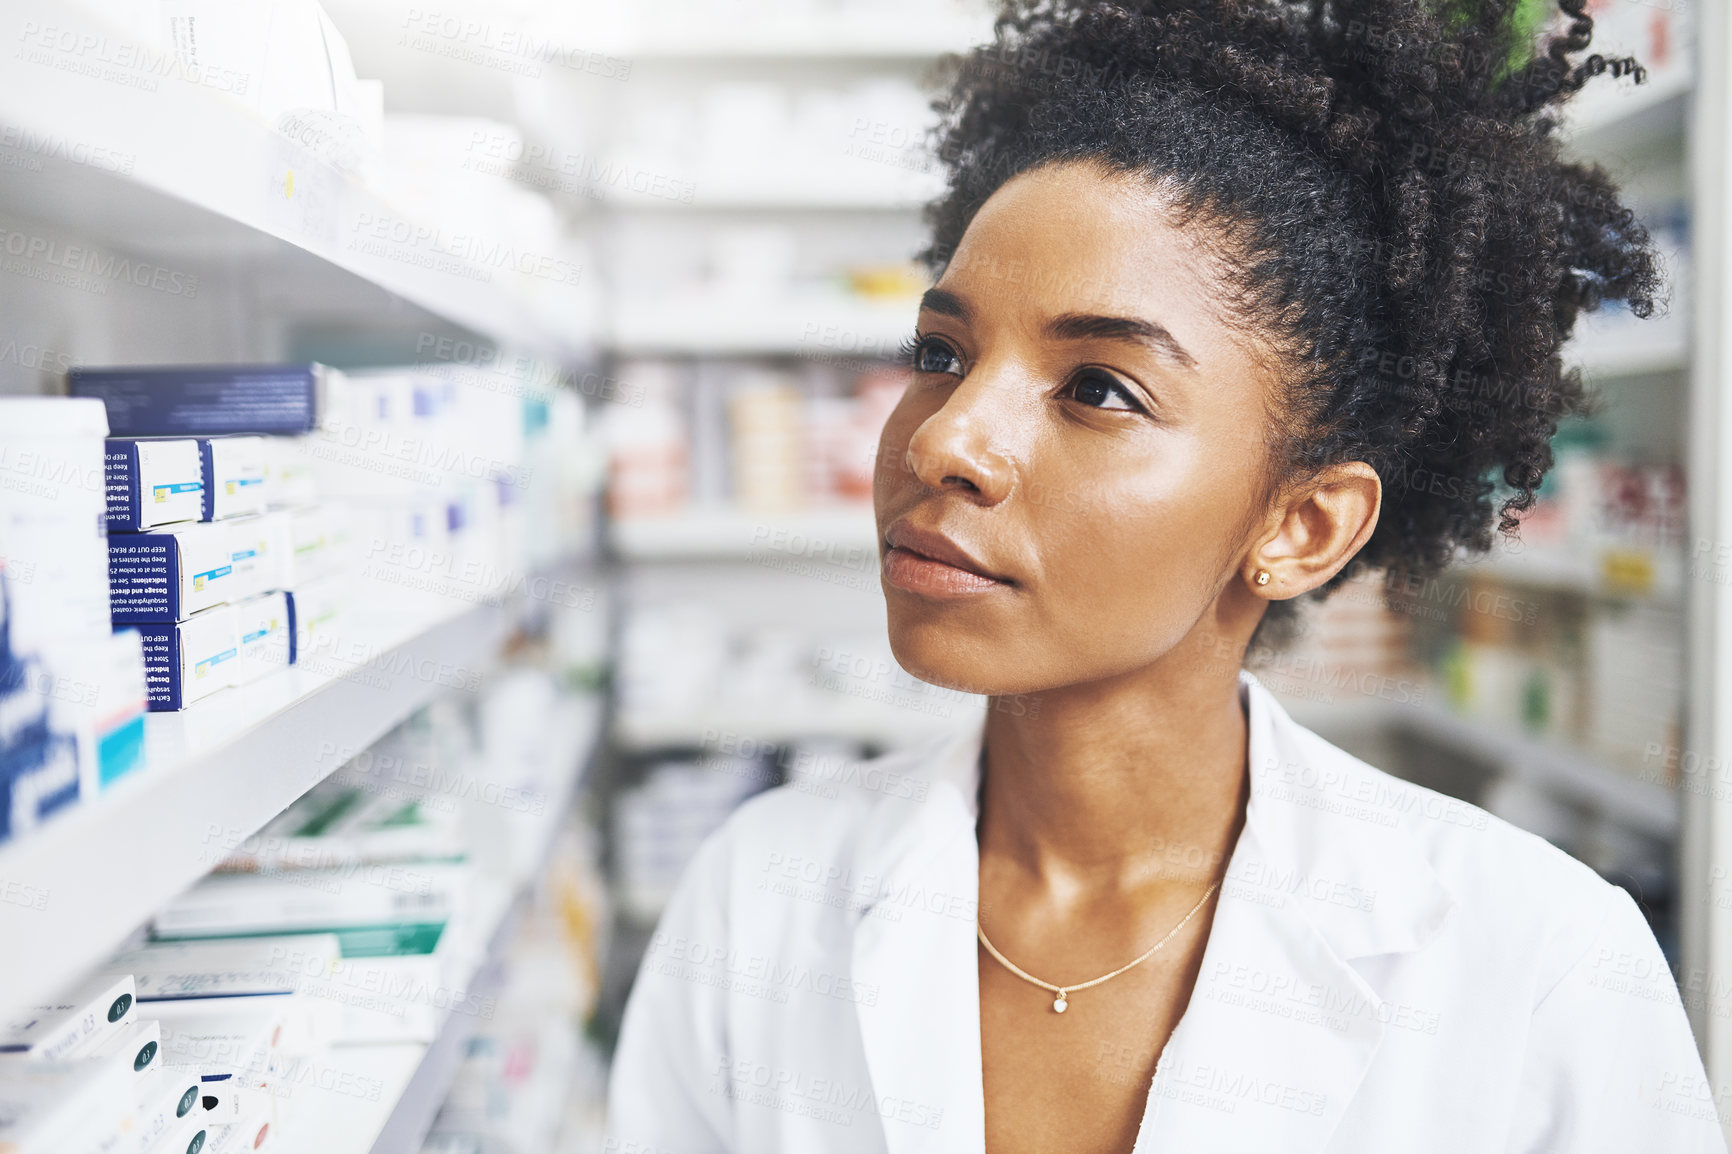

{"left": 1052, "top": 992, "right": 1068, "bottom": 1014}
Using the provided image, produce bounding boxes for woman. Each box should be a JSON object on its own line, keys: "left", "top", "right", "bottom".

{"left": 609, "top": 1, "right": 1720, "bottom": 1150}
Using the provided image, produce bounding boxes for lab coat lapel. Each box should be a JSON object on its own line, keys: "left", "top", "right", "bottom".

{"left": 850, "top": 730, "right": 987, "bottom": 1154}
{"left": 1134, "top": 676, "right": 1456, "bottom": 1152}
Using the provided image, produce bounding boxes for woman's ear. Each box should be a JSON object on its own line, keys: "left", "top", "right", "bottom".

{"left": 1241, "top": 462, "right": 1381, "bottom": 598}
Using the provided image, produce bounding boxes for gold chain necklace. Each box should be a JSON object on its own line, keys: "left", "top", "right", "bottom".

{"left": 976, "top": 882, "right": 1220, "bottom": 1014}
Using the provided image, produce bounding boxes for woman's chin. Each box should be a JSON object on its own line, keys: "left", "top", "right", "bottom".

{"left": 885, "top": 626, "right": 1037, "bottom": 701}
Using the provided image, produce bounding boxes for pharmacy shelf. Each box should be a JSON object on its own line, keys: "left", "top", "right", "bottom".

{"left": 1563, "top": 67, "right": 1691, "bottom": 158}
{"left": 1574, "top": 331, "right": 1691, "bottom": 378}
{"left": 356, "top": 900, "right": 518, "bottom": 1154}
{"left": 606, "top": 291, "right": 917, "bottom": 355}
{"left": 614, "top": 695, "right": 978, "bottom": 752}
{"left": 599, "top": 14, "right": 992, "bottom": 59}
{"left": 284, "top": 1045, "right": 429, "bottom": 1154}
{"left": 0, "top": 0, "right": 591, "bottom": 359}
{"left": 1281, "top": 693, "right": 1678, "bottom": 838}
{"left": 610, "top": 505, "right": 879, "bottom": 560}
{"left": 1452, "top": 541, "right": 1685, "bottom": 604}
{"left": 1391, "top": 700, "right": 1679, "bottom": 838}
{"left": 604, "top": 185, "right": 937, "bottom": 211}
{"left": 0, "top": 593, "right": 510, "bottom": 1025}
{"left": 360, "top": 694, "right": 604, "bottom": 1154}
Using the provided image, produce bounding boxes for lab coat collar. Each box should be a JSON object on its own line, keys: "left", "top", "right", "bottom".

{"left": 848, "top": 671, "right": 1457, "bottom": 1154}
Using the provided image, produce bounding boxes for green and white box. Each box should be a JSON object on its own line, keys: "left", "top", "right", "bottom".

{"left": 0, "top": 974, "right": 136, "bottom": 1062}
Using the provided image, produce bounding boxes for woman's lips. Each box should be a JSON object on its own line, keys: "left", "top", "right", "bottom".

{"left": 882, "top": 545, "right": 1009, "bottom": 596}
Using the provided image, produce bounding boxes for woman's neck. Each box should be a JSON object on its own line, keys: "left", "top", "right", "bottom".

{"left": 979, "top": 646, "right": 1250, "bottom": 899}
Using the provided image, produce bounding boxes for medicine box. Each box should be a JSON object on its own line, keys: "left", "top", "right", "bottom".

{"left": 226, "top": 511, "right": 292, "bottom": 600}
{"left": 1, "top": 528, "right": 112, "bottom": 655}
{"left": 200, "top": 436, "right": 268, "bottom": 521}
{"left": 1, "top": 710, "right": 79, "bottom": 844}
{"left": 0, "top": 397, "right": 108, "bottom": 536}
{"left": 0, "top": 973, "right": 136, "bottom": 1062}
{"left": 68, "top": 363, "right": 338, "bottom": 437}
{"left": 285, "top": 577, "right": 345, "bottom": 665}
{"left": 44, "top": 627, "right": 148, "bottom": 793}
{"left": 109, "top": 522, "right": 239, "bottom": 623}
{"left": 0, "top": 1047, "right": 134, "bottom": 1154}
{"left": 287, "top": 505, "right": 346, "bottom": 587}
{"left": 104, "top": 438, "right": 205, "bottom": 532}
{"left": 235, "top": 592, "right": 290, "bottom": 684}
{"left": 136, "top": 605, "right": 239, "bottom": 711}
{"left": 91, "top": 1016, "right": 161, "bottom": 1078}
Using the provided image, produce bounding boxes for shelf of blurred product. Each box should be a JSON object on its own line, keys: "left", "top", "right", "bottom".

{"left": 1573, "top": 331, "right": 1691, "bottom": 379}
{"left": 613, "top": 693, "right": 979, "bottom": 754}
{"left": 1393, "top": 700, "right": 1679, "bottom": 839}
{"left": 0, "top": 0, "right": 593, "bottom": 359}
{"left": 609, "top": 505, "right": 880, "bottom": 560}
{"left": 607, "top": 290, "right": 919, "bottom": 355}
{"left": 271, "top": 693, "right": 604, "bottom": 1154}
{"left": 603, "top": 186, "right": 937, "bottom": 211}
{"left": 363, "top": 695, "right": 602, "bottom": 1154}
{"left": 0, "top": 593, "right": 509, "bottom": 1026}
{"left": 1454, "top": 542, "right": 1686, "bottom": 605}
{"left": 599, "top": 9, "right": 994, "bottom": 59}
{"left": 1561, "top": 68, "right": 1691, "bottom": 158}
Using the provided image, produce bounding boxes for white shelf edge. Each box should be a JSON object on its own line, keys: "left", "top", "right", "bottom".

{"left": 0, "top": 597, "right": 510, "bottom": 1025}
{"left": 601, "top": 190, "right": 933, "bottom": 212}
{"left": 1287, "top": 694, "right": 1680, "bottom": 839}
{"left": 1450, "top": 542, "right": 1685, "bottom": 605}
{"left": 605, "top": 294, "right": 918, "bottom": 356}
{"left": 609, "top": 506, "right": 879, "bottom": 560}
{"left": 613, "top": 699, "right": 981, "bottom": 752}
{"left": 1394, "top": 700, "right": 1679, "bottom": 838}
{"left": 598, "top": 22, "right": 990, "bottom": 59}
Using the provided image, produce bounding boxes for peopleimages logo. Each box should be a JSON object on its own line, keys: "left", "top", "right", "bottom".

{"left": 0, "top": 224, "right": 199, "bottom": 296}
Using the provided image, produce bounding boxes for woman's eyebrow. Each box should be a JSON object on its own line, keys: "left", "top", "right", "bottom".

{"left": 1045, "top": 313, "right": 1198, "bottom": 370}
{"left": 919, "top": 287, "right": 971, "bottom": 321}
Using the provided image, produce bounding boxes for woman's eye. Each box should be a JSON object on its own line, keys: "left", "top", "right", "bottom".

{"left": 911, "top": 337, "right": 963, "bottom": 377}
{"left": 1065, "top": 369, "right": 1145, "bottom": 412}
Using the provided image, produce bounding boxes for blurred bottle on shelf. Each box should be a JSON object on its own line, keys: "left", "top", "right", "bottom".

{"left": 603, "top": 361, "right": 692, "bottom": 518}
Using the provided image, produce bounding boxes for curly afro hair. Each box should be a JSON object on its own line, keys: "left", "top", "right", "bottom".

{"left": 921, "top": 0, "right": 1664, "bottom": 644}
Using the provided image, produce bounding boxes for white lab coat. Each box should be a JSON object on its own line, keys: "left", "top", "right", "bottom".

{"left": 609, "top": 672, "right": 1725, "bottom": 1152}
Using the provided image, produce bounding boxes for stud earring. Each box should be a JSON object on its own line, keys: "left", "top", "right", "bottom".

{"left": 1254, "top": 569, "right": 1271, "bottom": 587}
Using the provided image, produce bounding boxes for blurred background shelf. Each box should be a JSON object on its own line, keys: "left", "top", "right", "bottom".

{"left": 614, "top": 697, "right": 973, "bottom": 753}
{"left": 609, "top": 505, "right": 878, "bottom": 560}
{"left": 1393, "top": 699, "right": 1679, "bottom": 839}
{"left": 600, "top": 17, "right": 993, "bottom": 59}
{"left": 1454, "top": 541, "right": 1686, "bottom": 604}
{"left": 605, "top": 187, "right": 937, "bottom": 210}
{"left": 605, "top": 292, "right": 918, "bottom": 355}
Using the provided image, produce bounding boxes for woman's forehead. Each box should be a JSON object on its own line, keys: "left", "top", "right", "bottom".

{"left": 935, "top": 164, "right": 1268, "bottom": 370}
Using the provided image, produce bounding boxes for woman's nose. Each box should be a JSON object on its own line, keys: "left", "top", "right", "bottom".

{"left": 903, "top": 377, "right": 1018, "bottom": 505}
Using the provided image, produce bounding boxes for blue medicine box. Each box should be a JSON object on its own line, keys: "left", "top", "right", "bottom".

{"left": 108, "top": 523, "right": 238, "bottom": 624}
{"left": 69, "top": 364, "right": 331, "bottom": 436}
{"left": 105, "top": 438, "right": 204, "bottom": 532}
{"left": 135, "top": 606, "right": 238, "bottom": 711}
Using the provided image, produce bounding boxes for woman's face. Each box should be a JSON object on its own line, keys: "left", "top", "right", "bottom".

{"left": 874, "top": 161, "right": 1286, "bottom": 697}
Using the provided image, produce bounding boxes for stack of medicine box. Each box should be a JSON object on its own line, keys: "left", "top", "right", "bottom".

{"left": 0, "top": 967, "right": 300, "bottom": 1153}
{"left": 70, "top": 365, "right": 353, "bottom": 709}
{"left": 0, "top": 398, "right": 147, "bottom": 844}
